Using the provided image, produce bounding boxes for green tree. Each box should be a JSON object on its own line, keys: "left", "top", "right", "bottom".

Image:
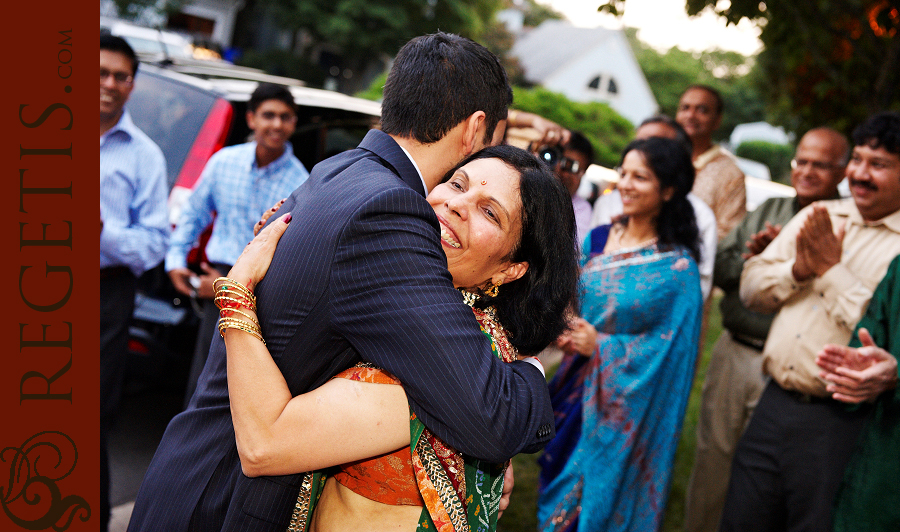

{"left": 356, "top": 78, "right": 633, "bottom": 167}
{"left": 519, "top": 0, "right": 565, "bottom": 27}
{"left": 481, "top": 18, "right": 526, "bottom": 86}
{"left": 603, "top": 0, "right": 900, "bottom": 134}
{"left": 258, "top": 0, "right": 502, "bottom": 89}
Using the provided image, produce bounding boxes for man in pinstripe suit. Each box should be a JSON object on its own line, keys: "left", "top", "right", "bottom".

{"left": 128, "top": 32, "right": 556, "bottom": 532}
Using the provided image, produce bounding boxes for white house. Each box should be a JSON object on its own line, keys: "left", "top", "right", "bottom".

{"left": 509, "top": 20, "right": 658, "bottom": 126}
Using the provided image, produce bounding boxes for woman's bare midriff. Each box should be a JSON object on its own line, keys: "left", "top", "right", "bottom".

{"left": 310, "top": 477, "right": 423, "bottom": 532}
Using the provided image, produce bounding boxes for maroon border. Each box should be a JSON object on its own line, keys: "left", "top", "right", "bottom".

{"left": 2, "top": 3, "right": 96, "bottom": 530}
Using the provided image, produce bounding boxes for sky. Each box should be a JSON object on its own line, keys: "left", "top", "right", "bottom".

{"left": 539, "top": 0, "right": 763, "bottom": 55}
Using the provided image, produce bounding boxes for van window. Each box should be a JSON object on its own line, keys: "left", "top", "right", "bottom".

{"left": 128, "top": 71, "right": 219, "bottom": 189}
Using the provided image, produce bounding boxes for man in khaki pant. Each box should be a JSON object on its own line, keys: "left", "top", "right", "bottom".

{"left": 684, "top": 127, "right": 848, "bottom": 532}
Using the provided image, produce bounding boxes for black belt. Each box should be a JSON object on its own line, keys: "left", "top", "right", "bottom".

{"left": 100, "top": 266, "right": 131, "bottom": 280}
{"left": 776, "top": 382, "right": 835, "bottom": 404}
{"left": 731, "top": 332, "right": 766, "bottom": 351}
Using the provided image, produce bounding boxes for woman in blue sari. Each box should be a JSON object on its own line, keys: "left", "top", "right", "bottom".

{"left": 537, "top": 137, "right": 704, "bottom": 532}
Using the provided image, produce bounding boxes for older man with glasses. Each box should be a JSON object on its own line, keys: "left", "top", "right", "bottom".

{"left": 99, "top": 33, "right": 169, "bottom": 532}
{"left": 717, "top": 112, "right": 900, "bottom": 532}
{"left": 684, "top": 127, "right": 849, "bottom": 532}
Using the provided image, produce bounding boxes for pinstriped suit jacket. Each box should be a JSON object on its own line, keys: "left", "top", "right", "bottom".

{"left": 128, "top": 130, "right": 555, "bottom": 531}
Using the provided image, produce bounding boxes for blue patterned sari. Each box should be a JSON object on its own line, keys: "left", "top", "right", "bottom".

{"left": 537, "top": 225, "right": 703, "bottom": 532}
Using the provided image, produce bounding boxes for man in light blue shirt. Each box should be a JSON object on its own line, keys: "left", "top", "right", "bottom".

{"left": 99, "top": 34, "right": 169, "bottom": 532}
{"left": 166, "top": 83, "right": 309, "bottom": 404}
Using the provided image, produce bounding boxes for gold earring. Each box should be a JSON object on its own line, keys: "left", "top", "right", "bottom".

{"left": 486, "top": 281, "right": 500, "bottom": 298}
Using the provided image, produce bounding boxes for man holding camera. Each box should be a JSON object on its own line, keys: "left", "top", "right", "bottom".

{"left": 503, "top": 111, "right": 592, "bottom": 245}
{"left": 547, "top": 131, "right": 594, "bottom": 247}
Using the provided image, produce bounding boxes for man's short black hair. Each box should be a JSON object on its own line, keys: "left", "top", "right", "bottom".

{"left": 100, "top": 33, "right": 139, "bottom": 76}
{"left": 682, "top": 84, "right": 724, "bottom": 116}
{"left": 566, "top": 131, "right": 594, "bottom": 167}
{"left": 852, "top": 111, "right": 900, "bottom": 156}
{"left": 247, "top": 83, "right": 296, "bottom": 114}
{"left": 381, "top": 32, "right": 513, "bottom": 145}
{"left": 639, "top": 114, "right": 694, "bottom": 156}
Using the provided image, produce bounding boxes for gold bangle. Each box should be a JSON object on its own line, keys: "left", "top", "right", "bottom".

{"left": 218, "top": 317, "right": 265, "bottom": 345}
{"left": 213, "top": 277, "right": 256, "bottom": 306}
{"left": 220, "top": 306, "right": 260, "bottom": 327}
{"left": 214, "top": 294, "right": 257, "bottom": 313}
{"left": 220, "top": 325, "right": 265, "bottom": 345}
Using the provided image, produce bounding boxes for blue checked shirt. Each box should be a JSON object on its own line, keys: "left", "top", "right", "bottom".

{"left": 165, "top": 141, "right": 309, "bottom": 270}
{"left": 100, "top": 109, "right": 170, "bottom": 277}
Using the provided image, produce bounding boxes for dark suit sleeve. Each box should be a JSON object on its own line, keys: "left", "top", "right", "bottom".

{"left": 330, "top": 186, "right": 555, "bottom": 461}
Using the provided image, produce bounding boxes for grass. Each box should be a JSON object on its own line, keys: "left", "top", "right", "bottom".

{"left": 498, "top": 294, "right": 723, "bottom": 532}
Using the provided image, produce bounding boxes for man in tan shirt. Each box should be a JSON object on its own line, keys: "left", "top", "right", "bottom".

{"left": 676, "top": 85, "right": 746, "bottom": 241}
{"left": 720, "top": 111, "right": 900, "bottom": 532}
{"left": 683, "top": 127, "right": 848, "bottom": 532}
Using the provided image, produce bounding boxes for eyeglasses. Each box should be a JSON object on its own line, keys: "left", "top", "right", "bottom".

{"left": 100, "top": 68, "right": 133, "bottom": 85}
{"left": 558, "top": 157, "right": 583, "bottom": 175}
{"left": 791, "top": 158, "right": 840, "bottom": 172}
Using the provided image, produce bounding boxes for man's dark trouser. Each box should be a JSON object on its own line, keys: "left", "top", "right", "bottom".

{"left": 100, "top": 267, "right": 136, "bottom": 532}
{"left": 719, "top": 380, "right": 872, "bottom": 532}
{"left": 183, "top": 262, "right": 232, "bottom": 409}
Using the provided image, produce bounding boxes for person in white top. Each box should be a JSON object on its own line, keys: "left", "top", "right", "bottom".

{"left": 591, "top": 115, "right": 717, "bottom": 300}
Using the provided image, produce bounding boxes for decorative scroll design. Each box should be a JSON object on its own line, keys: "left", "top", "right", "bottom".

{"left": 1, "top": 431, "right": 90, "bottom": 530}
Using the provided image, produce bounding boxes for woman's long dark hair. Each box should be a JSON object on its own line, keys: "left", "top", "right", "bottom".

{"left": 620, "top": 137, "right": 701, "bottom": 263}
{"left": 440, "top": 145, "right": 579, "bottom": 356}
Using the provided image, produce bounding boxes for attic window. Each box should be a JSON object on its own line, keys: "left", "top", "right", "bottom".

{"left": 588, "top": 76, "right": 601, "bottom": 90}
{"left": 607, "top": 77, "right": 618, "bottom": 94}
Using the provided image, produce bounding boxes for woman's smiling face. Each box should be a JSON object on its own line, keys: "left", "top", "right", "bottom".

{"left": 427, "top": 157, "right": 527, "bottom": 291}
{"left": 617, "top": 149, "right": 671, "bottom": 221}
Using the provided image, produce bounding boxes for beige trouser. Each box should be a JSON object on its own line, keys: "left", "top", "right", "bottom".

{"left": 684, "top": 331, "right": 768, "bottom": 532}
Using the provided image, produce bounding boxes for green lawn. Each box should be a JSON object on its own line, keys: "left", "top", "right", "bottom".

{"left": 498, "top": 295, "right": 723, "bottom": 532}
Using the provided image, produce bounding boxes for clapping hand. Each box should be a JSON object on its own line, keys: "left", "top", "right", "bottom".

{"left": 792, "top": 205, "right": 844, "bottom": 282}
{"left": 816, "top": 328, "right": 898, "bottom": 403}
{"left": 743, "top": 222, "right": 781, "bottom": 259}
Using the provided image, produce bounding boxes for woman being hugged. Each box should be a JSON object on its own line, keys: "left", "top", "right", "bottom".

{"left": 537, "top": 136, "right": 704, "bottom": 532}
{"left": 220, "top": 144, "right": 579, "bottom": 532}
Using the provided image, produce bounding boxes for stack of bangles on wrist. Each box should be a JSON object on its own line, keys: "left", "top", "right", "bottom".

{"left": 213, "top": 277, "right": 265, "bottom": 345}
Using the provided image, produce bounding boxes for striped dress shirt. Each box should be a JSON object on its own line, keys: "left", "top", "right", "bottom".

{"left": 100, "top": 109, "right": 169, "bottom": 276}
{"left": 165, "top": 141, "right": 309, "bottom": 271}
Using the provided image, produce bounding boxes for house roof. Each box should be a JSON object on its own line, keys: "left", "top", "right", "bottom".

{"left": 510, "top": 20, "right": 622, "bottom": 83}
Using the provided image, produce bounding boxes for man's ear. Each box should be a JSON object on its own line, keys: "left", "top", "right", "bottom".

{"left": 246, "top": 110, "right": 257, "bottom": 131}
{"left": 461, "top": 111, "right": 487, "bottom": 156}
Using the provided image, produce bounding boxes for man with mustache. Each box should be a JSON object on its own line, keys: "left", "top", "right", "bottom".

{"left": 684, "top": 127, "right": 848, "bottom": 532}
{"left": 719, "top": 111, "right": 900, "bottom": 532}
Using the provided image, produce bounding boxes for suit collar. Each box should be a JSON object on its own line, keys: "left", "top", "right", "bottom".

{"left": 358, "top": 130, "right": 426, "bottom": 197}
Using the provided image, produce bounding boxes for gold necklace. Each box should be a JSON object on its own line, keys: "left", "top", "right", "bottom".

{"left": 459, "top": 289, "right": 499, "bottom": 321}
{"left": 610, "top": 224, "right": 657, "bottom": 251}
